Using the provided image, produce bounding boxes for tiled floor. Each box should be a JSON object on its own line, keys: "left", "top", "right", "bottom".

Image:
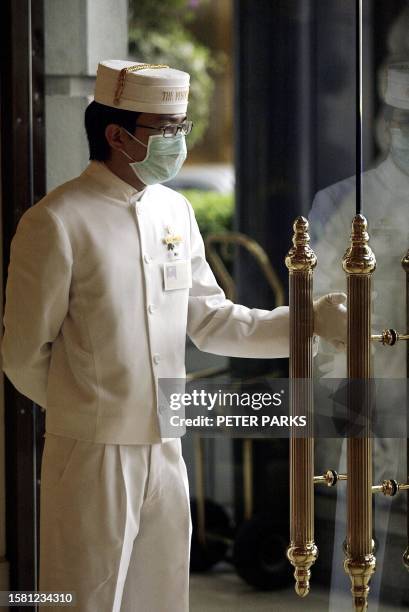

{"left": 190, "top": 567, "right": 408, "bottom": 612}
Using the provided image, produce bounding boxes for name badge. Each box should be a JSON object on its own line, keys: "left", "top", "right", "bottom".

{"left": 163, "top": 260, "right": 192, "bottom": 291}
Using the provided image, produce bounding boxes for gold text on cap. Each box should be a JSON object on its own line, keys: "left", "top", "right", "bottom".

{"left": 113, "top": 64, "right": 170, "bottom": 105}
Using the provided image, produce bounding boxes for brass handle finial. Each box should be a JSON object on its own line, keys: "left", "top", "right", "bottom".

{"left": 342, "top": 214, "right": 376, "bottom": 275}
{"left": 285, "top": 216, "right": 317, "bottom": 272}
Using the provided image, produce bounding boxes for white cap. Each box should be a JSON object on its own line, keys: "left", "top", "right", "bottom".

{"left": 94, "top": 59, "right": 190, "bottom": 114}
{"left": 384, "top": 62, "right": 409, "bottom": 109}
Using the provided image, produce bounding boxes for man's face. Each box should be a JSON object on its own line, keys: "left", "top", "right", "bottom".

{"left": 123, "top": 112, "right": 188, "bottom": 162}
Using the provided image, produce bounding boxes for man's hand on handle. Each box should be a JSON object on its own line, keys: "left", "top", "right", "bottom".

{"left": 313, "top": 292, "right": 347, "bottom": 351}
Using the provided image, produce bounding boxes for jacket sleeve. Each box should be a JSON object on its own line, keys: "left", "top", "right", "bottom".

{"left": 185, "top": 199, "right": 290, "bottom": 359}
{"left": 1, "top": 205, "right": 73, "bottom": 408}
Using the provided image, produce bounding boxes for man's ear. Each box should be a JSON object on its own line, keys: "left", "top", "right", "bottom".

{"left": 105, "top": 124, "right": 126, "bottom": 152}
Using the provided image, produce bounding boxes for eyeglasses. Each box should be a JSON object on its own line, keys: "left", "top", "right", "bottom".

{"left": 134, "top": 120, "right": 193, "bottom": 138}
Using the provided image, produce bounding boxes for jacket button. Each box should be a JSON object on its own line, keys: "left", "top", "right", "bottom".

{"left": 153, "top": 353, "right": 161, "bottom": 364}
{"left": 144, "top": 254, "right": 151, "bottom": 264}
{"left": 148, "top": 304, "right": 156, "bottom": 314}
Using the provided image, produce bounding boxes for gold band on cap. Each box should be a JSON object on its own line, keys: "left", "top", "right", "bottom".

{"left": 113, "top": 63, "right": 170, "bottom": 105}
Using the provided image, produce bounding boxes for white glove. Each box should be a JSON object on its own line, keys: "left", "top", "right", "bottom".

{"left": 313, "top": 292, "right": 347, "bottom": 351}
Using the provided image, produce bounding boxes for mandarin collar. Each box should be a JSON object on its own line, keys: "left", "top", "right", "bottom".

{"left": 81, "top": 160, "right": 146, "bottom": 205}
{"left": 377, "top": 154, "right": 409, "bottom": 196}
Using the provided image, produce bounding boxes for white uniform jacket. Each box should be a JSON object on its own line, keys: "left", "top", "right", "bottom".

{"left": 308, "top": 155, "right": 409, "bottom": 505}
{"left": 309, "top": 154, "right": 409, "bottom": 380}
{"left": 1, "top": 161, "right": 290, "bottom": 444}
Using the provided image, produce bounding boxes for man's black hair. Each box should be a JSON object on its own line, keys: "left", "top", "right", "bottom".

{"left": 84, "top": 100, "right": 141, "bottom": 161}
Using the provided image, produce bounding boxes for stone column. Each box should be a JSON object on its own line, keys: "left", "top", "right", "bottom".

{"left": 44, "top": 0, "right": 128, "bottom": 190}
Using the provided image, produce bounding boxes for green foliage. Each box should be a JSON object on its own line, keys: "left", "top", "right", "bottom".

{"left": 181, "top": 189, "right": 234, "bottom": 236}
{"left": 128, "top": 0, "right": 203, "bottom": 31}
{"left": 128, "top": 0, "right": 223, "bottom": 148}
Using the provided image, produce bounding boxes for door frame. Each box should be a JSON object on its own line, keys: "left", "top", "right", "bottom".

{"left": 1, "top": 0, "right": 46, "bottom": 603}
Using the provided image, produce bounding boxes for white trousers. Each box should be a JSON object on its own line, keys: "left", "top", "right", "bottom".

{"left": 39, "top": 432, "right": 192, "bottom": 612}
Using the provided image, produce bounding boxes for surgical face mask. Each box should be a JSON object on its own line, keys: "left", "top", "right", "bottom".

{"left": 121, "top": 129, "right": 187, "bottom": 185}
{"left": 390, "top": 126, "right": 409, "bottom": 175}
